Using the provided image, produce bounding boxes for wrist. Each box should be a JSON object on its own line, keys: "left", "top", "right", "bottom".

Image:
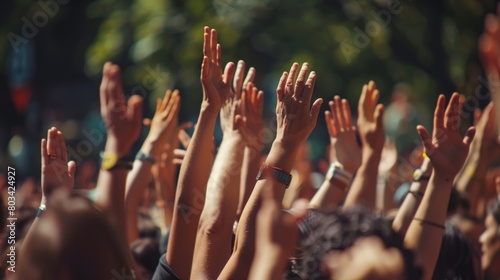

{"left": 200, "top": 103, "right": 221, "bottom": 118}
{"left": 420, "top": 158, "right": 433, "bottom": 174}
{"left": 40, "top": 196, "right": 47, "bottom": 206}
{"left": 431, "top": 172, "right": 455, "bottom": 189}
{"left": 361, "top": 149, "right": 382, "bottom": 165}
{"left": 140, "top": 139, "right": 162, "bottom": 159}
{"left": 105, "top": 136, "right": 131, "bottom": 156}
{"left": 265, "top": 141, "right": 298, "bottom": 172}
{"left": 222, "top": 132, "right": 246, "bottom": 144}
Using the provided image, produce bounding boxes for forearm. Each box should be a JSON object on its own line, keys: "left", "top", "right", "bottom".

{"left": 95, "top": 139, "right": 131, "bottom": 232}
{"left": 174, "top": 110, "right": 217, "bottom": 206}
{"left": 455, "top": 144, "right": 488, "bottom": 189}
{"left": 344, "top": 151, "right": 381, "bottom": 209}
{"left": 393, "top": 160, "right": 432, "bottom": 235}
{"left": 191, "top": 136, "right": 246, "bottom": 278}
{"left": 237, "top": 145, "right": 262, "bottom": 219}
{"left": 249, "top": 251, "right": 288, "bottom": 280}
{"left": 219, "top": 141, "right": 297, "bottom": 279}
{"left": 455, "top": 155, "right": 487, "bottom": 215}
{"left": 392, "top": 181, "right": 427, "bottom": 235}
{"left": 154, "top": 176, "right": 175, "bottom": 229}
{"left": 94, "top": 141, "right": 140, "bottom": 278}
{"left": 167, "top": 109, "right": 217, "bottom": 279}
{"left": 309, "top": 179, "right": 346, "bottom": 209}
{"left": 124, "top": 158, "right": 154, "bottom": 244}
{"left": 404, "top": 172, "right": 452, "bottom": 280}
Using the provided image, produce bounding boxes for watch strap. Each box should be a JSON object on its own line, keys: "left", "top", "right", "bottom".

{"left": 135, "top": 151, "right": 156, "bottom": 164}
{"left": 256, "top": 165, "right": 292, "bottom": 188}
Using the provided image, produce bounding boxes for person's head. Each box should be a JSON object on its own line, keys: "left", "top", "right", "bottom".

{"left": 1, "top": 206, "right": 37, "bottom": 279}
{"left": 286, "top": 205, "right": 422, "bottom": 280}
{"left": 432, "top": 222, "right": 482, "bottom": 280}
{"left": 479, "top": 200, "right": 500, "bottom": 277}
{"left": 137, "top": 210, "right": 160, "bottom": 239}
{"left": 14, "top": 190, "right": 131, "bottom": 280}
{"left": 131, "top": 237, "right": 161, "bottom": 280}
{"left": 322, "top": 236, "right": 408, "bottom": 280}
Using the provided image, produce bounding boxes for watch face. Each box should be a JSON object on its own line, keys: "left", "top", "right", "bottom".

{"left": 102, "top": 153, "right": 119, "bottom": 170}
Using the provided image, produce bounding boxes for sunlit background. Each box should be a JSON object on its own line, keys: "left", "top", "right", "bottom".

{"left": 0, "top": 0, "right": 497, "bottom": 181}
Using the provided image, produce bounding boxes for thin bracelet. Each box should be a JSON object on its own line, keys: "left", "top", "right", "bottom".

{"left": 36, "top": 204, "right": 46, "bottom": 218}
{"left": 407, "top": 190, "right": 424, "bottom": 197}
{"left": 413, "top": 217, "right": 445, "bottom": 229}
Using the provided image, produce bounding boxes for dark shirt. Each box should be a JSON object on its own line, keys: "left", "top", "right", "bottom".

{"left": 152, "top": 254, "right": 181, "bottom": 280}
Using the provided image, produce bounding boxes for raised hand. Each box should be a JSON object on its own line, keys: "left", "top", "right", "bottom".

{"left": 249, "top": 183, "right": 308, "bottom": 280}
{"left": 325, "top": 96, "right": 361, "bottom": 174}
{"left": 240, "top": 81, "right": 264, "bottom": 148}
{"left": 144, "top": 89, "right": 181, "bottom": 155}
{"left": 417, "top": 93, "right": 475, "bottom": 178}
{"left": 41, "top": 127, "right": 76, "bottom": 205}
{"left": 275, "top": 62, "right": 323, "bottom": 148}
{"left": 200, "top": 26, "right": 236, "bottom": 113}
{"left": 99, "top": 62, "right": 143, "bottom": 154}
{"left": 220, "top": 60, "right": 256, "bottom": 139}
{"left": 479, "top": 4, "right": 500, "bottom": 135}
{"left": 472, "top": 103, "right": 500, "bottom": 166}
{"left": 357, "top": 81, "right": 385, "bottom": 155}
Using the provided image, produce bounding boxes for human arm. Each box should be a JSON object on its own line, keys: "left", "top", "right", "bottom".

{"left": 219, "top": 62, "right": 323, "bottom": 279}
{"left": 21, "top": 127, "right": 76, "bottom": 250}
{"left": 165, "top": 26, "right": 235, "bottom": 279}
{"left": 248, "top": 182, "right": 308, "bottom": 280}
{"left": 392, "top": 155, "right": 432, "bottom": 236}
{"left": 191, "top": 60, "right": 256, "bottom": 279}
{"left": 404, "top": 93, "right": 475, "bottom": 280}
{"left": 309, "top": 96, "right": 360, "bottom": 209}
{"left": 454, "top": 103, "right": 499, "bottom": 217}
{"left": 238, "top": 77, "right": 264, "bottom": 219}
{"left": 94, "top": 62, "right": 143, "bottom": 235}
{"left": 77, "top": 62, "right": 143, "bottom": 278}
{"left": 125, "top": 89, "right": 180, "bottom": 244}
{"left": 343, "top": 81, "right": 385, "bottom": 209}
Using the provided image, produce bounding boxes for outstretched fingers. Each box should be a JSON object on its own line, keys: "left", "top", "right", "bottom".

{"left": 286, "top": 63, "right": 299, "bottom": 99}
{"left": 310, "top": 98, "right": 323, "bottom": 128}
{"left": 416, "top": 125, "right": 433, "bottom": 152}
{"left": 243, "top": 67, "right": 256, "bottom": 88}
{"left": 294, "top": 63, "right": 309, "bottom": 100}
{"left": 58, "top": 131, "right": 68, "bottom": 163}
{"left": 433, "top": 94, "right": 446, "bottom": 135}
{"left": 325, "top": 111, "right": 337, "bottom": 138}
{"left": 276, "top": 72, "right": 288, "bottom": 102}
{"left": 444, "top": 92, "right": 461, "bottom": 130}
{"left": 302, "top": 71, "right": 317, "bottom": 106}
{"left": 333, "top": 96, "right": 346, "bottom": 131}
{"left": 342, "top": 99, "right": 354, "bottom": 129}
{"left": 233, "top": 60, "right": 246, "bottom": 98}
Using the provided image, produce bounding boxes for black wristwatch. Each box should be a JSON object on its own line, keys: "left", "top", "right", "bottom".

{"left": 256, "top": 165, "right": 292, "bottom": 188}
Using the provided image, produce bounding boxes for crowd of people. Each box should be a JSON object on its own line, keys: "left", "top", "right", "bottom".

{"left": 2, "top": 4, "right": 500, "bottom": 280}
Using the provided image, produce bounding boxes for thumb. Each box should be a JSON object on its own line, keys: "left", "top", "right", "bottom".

{"left": 310, "top": 98, "right": 323, "bottom": 128}
{"left": 374, "top": 104, "right": 384, "bottom": 128}
{"left": 416, "top": 125, "right": 433, "bottom": 152}
{"left": 128, "top": 95, "right": 144, "bottom": 126}
{"left": 462, "top": 126, "right": 476, "bottom": 145}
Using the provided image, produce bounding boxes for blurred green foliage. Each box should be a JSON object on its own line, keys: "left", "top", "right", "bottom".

{"left": 84, "top": 0, "right": 494, "bottom": 113}
{"left": 0, "top": 0, "right": 497, "bottom": 164}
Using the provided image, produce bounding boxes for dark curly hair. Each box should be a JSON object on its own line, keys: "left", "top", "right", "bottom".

{"left": 285, "top": 205, "right": 422, "bottom": 280}
{"left": 432, "top": 222, "right": 481, "bottom": 280}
